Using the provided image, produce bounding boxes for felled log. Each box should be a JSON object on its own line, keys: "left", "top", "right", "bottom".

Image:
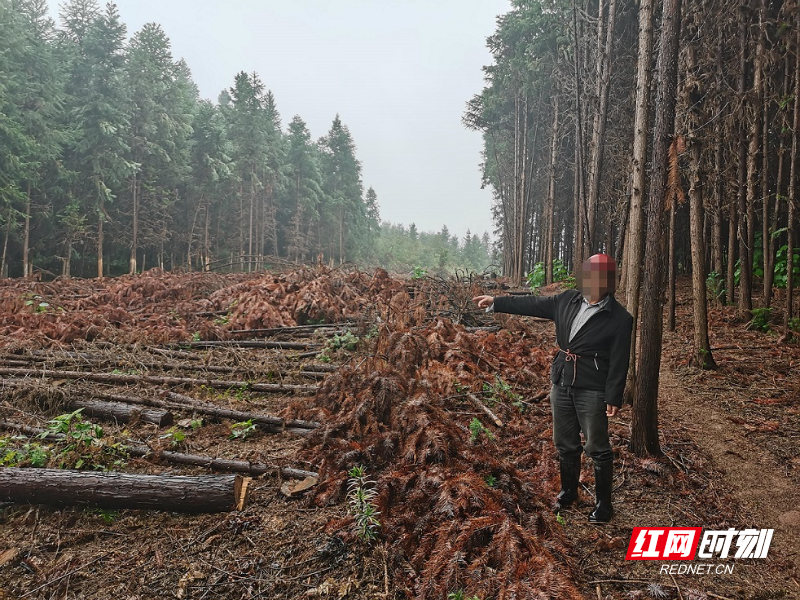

{"left": 0, "top": 367, "right": 318, "bottom": 394}
{"left": 0, "top": 380, "right": 317, "bottom": 432}
{"left": 164, "top": 392, "right": 319, "bottom": 431}
{"left": 0, "top": 421, "right": 317, "bottom": 480}
{"left": 68, "top": 399, "right": 173, "bottom": 427}
{"left": 177, "top": 340, "right": 317, "bottom": 350}
{"left": 229, "top": 322, "right": 354, "bottom": 335}
{"left": 0, "top": 468, "right": 249, "bottom": 513}
{"left": 143, "top": 450, "right": 318, "bottom": 480}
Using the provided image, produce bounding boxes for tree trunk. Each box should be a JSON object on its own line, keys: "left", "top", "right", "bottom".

{"left": 0, "top": 468, "right": 248, "bottom": 513}
{"left": 767, "top": 141, "right": 785, "bottom": 308}
{"left": 130, "top": 172, "right": 138, "bottom": 274}
{"left": 23, "top": 183, "right": 31, "bottom": 279}
{"left": 761, "top": 91, "right": 770, "bottom": 306}
{"left": 727, "top": 186, "right": 737, "bottom": 306}
{"left": 766, "top": 56, "right": 791, "bottom": 307}
{"left": 688, "top": 141, "right": 717, "bottom": 369}
{"left": 248, "top": 177, "right": 255, "bottom": 272}
{"left": 737, "top": 7, "right": 752, "bottom": 319}
{"left": 631, "top": 0, "right": 682, "bottom": 457}
{"left": 203, "top": 201, "right": 210, "bottom": 271}
{"left": 586, "top": 0, "right": 617, "bottom": 251}
{"left": 1, "top": 207, "right": 11, "bottom": 278}
{"left": 63, "top": 238, "right": 72, "bottom": 278}
{"left": 784, "top": 22, "right": 800, "bottom": 340}
{"left": 545, "top": 94, "right": 559, "bottom": 285}
{"left": 69, "top": 398, "right": 173, "bottom": 427}
{"left": 97, "top": 195, "right": 104, "bottom": 279}
{"left": 622, "top": 0, "right": 653, "bottom": 405}
{"left": 667, "top": 200, "right": 676, "bottom": 332}
{"left": 572, "top": 0, "right": 588, "bottom": 269}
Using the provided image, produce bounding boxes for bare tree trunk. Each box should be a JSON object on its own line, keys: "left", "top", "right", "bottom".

{"left": 737, "top": 7, "right": 752, "bottom": 319}
{"left": 631, "top": 0, "right": 682, "bottom": 457}
{"left": 667, "top": 201, "right": 676, "bottom": 331}
{"left": 339, "top": 205, "right": 345, "bottom": 264}
{"left": 688, "top": 140, "right": 717, "bottom": 369}
{"left": 586, "top": 0, "right": 617, "bottom": 251}
{"left": 761, "top": 91, "right": 771, "bottom": 306}
{"left": 130, "top": 172, "right": 138, "bottom": 274}
{"left": 765, "top": 57, "right": 790, "bottom": 307}
{"left": 767, "top": 143, "right": 785, "bottom": 307}
{"left": 203, "top": 201, "right": 211, "bottom": 272}
{"left": 622, "top": 0, "right": 653, "bottom": 405}
{"left": 545, "top": 94, "right": 559, "bottom": 284}
{"left": 187, "top": 201, "right": 202, "bottom": 271}
{"left": 572, "top": 0, "right": 588, "bottom": 268}
{"left": 1, "top": 207, "right": 11, "bottom": 278}
{"left": 63, "top": 238, "right": 72, "bottom": 278}
{"left": 248, "top": 178, "right": 255, "bottom": 272}
{"left": 784, "top": 22, "right": 800, "bottom": 341}
{"left": 97, "top": 196, "right": 104, "bottom": 279}
{"left": 23, "top": 183, "right": 31, "bottom": 279}
{"left": 727, "top": 189, "right": 737, "bottom": 306}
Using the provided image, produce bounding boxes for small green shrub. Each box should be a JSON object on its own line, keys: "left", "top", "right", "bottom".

{"left": 159, "top": 427, "right": 186, "bottom": 447}
{"left": 747, "top": 307, "right": 772, "bottom": 332}
{"left": 230, "top": 419, "right": 257, "bottom": 440}
{"left": 706, "top": 271, "right": 725, "bottom": 302}
{"left": 468, "top": 418, "right": 494, "bottom": 443}
{"left": 347, "top": 466, "right": 381, "bottom": 542}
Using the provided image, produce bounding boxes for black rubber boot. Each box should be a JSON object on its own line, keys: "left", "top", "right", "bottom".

{"left": 588, "top": 460, "right": 614, "bottom": 523}
{"left": 552, "top": 456, "right": 581, "bottom": 513}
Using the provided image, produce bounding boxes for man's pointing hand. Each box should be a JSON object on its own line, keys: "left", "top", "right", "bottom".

{"left": 472, "top": 295, "right": 494, "bottom": 309}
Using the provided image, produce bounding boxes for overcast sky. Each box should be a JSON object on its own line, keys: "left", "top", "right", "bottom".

{"left": 47, "top": 0, "right": 511, "bottom": 240}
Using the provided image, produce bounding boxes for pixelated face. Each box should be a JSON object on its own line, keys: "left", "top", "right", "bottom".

{"left": 577, "top": 254, "right": 616, "bottom": 303}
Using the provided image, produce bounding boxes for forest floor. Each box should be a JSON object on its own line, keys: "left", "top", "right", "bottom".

{"left": 0, "top": 268, "right": 796, "bottom": 600}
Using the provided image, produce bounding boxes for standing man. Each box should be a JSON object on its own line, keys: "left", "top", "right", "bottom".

{"left": 472, "top": 254, "right": 633, "bottom": 523}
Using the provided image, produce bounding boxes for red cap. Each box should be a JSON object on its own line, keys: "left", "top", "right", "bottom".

{"left": 584, "top": 253, "right": 616, "bottom": 271}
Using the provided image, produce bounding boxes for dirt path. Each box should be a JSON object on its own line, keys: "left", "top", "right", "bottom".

{"left": 659, "top": 359, "right": 800, "bottom": 595}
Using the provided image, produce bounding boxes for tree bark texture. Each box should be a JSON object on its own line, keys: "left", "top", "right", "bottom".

{"left": 586, "top": 0, "right": 617, "bottom": 251}
{"left": 622, "top": 0, "right": 653, "bottom": 405}
{"left": 68, "top": 399, "right": 173, "bottom": 427}
{"left": 784, "top": 20, "right": 799, "bottom": 339}
{"left": 631, "top": 0, "right": 682, "bottom": 457}
{"left": 688, "top": 141, "right": 717, "bottom": 369}
{"left": 0, "top": 468, "right": 249, "bottom": 513}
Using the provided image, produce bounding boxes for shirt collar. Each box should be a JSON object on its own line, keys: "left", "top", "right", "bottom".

{"left": 582, "top": 293, "right": 611, "bottom": 309}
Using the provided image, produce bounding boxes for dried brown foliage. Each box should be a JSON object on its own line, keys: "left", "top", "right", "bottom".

{"left": 285, "top": 314, "right": 585, "bottom": 598}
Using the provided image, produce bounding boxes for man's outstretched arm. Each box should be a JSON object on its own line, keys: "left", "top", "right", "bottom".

{"left": 472, "top": 293, "right": 559, "bottom": 321}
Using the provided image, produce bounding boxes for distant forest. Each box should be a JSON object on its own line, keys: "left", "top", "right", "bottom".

{"left": 0, "top": 0, "right": 494, "bottom": 279}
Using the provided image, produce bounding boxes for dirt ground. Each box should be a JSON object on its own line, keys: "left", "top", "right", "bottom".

{"left": 0, "top": 271, "right": 797, "bottom": 599}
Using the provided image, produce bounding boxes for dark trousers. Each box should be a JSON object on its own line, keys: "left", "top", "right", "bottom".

{"left": 550, "top": 384, "right": 613, "bottom": 464}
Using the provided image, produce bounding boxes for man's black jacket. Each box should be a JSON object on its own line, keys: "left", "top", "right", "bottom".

{"left": 493, "top": 290, "right": 633, "bottom": 407}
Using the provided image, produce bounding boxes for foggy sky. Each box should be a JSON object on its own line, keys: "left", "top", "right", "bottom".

{"left": 47, "top": 0, "right": 511, "bottom": 240}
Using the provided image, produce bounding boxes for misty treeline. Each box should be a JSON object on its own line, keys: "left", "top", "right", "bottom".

{"left": 466, "top": 0, "right": 799, "bottom": 455}
{"left": 0, "top": 0, "right": 492, "bottom": 279}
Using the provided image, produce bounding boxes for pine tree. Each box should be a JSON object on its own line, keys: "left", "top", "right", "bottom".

{"left": 319, "top": 115, "right": 364, "bottom": 263}
{"left": 62, "top": 0, "right": 133, "bottom": 277}
{"left": 285, "top": 115, "right": 323, "bottom": 262}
